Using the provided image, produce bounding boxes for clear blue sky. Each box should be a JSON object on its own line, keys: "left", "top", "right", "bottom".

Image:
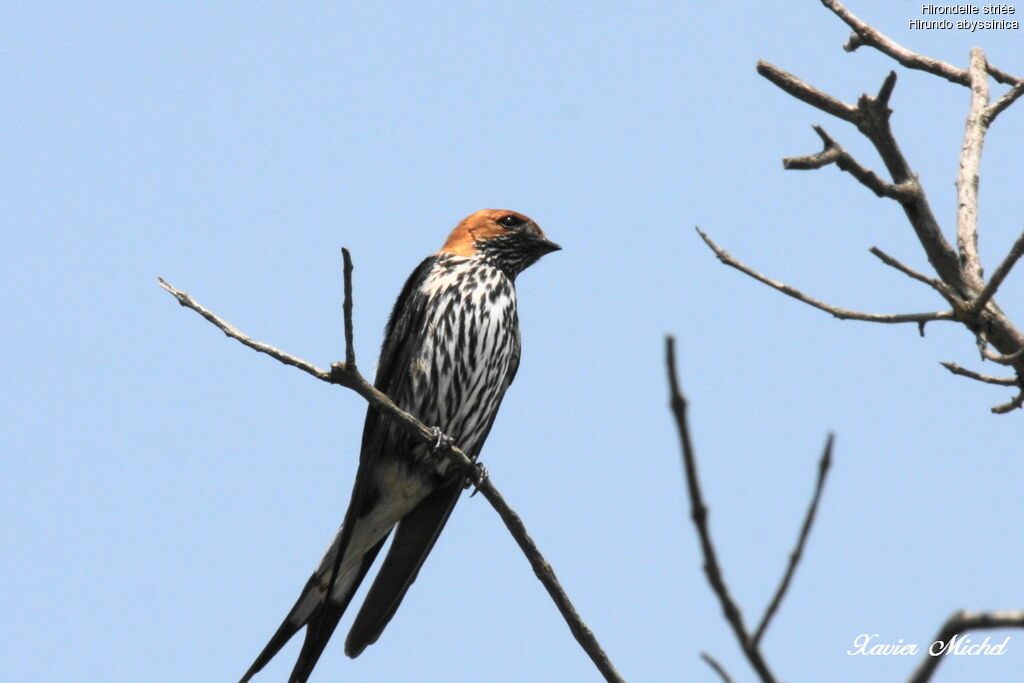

{"left": 4, "top": 2, "right": 1022, "bottom": 681}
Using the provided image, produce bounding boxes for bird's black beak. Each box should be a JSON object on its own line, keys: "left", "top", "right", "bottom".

{"left": 534, "top": 237, "right": 561, "bottom": 254}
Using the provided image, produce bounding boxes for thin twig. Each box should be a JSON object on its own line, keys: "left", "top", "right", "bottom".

{"left": 974, "top": 331, "right": 1024, "bottom": 366}
{"left": 157, "top": 277, "right": 334, "bottom": 381}
{"left": 941, "top": 361, "right": 1024, "bottom": 414}
{"left": 970, "top": 228, "right": 1024, "bottom": 314}
{"left": 341, "top": 247, "right": 356, "bottom": 368}
{"left": 314, "top": 251, "right": 361, "bottom": 649}
{"left": 940, "top": 362, "right": 1017, "bottom": 386}
{"left": 696, "top": 228, "right": 955, "bottom": 325}
{"left": 700, "top": 652, "right": 736, "bottom": 683}
{"left": 982, "top": 346, "right": 1024, "bottom": 365}
{"left": 869, "top": 247, "right": 958, "bottom": 303}
{"left": 784, "top": 127, "right": 917, "bottom": 201}
{"left": 907, "top": 609, "right": 1024, "bottom": 683}
{"left": 992, "top": 389, "right": 1024, "bottom": 415}
{"left": 158, "top": 273, "right": 625, "bottom": 683}
{"left": 752, "top": 435, "right": 833, "bottom": 648}
{"left": 986, "top": 82, "right": 1024, "bottom": 125}
{"left": 823, "top": 0, "right": 1022, "bottom": 87}
{"left": 756, "top": 61, "right": 859, "bottom": 123}
{"left": 666, "top": 337, "right": 777, "bottom": 683}
{"left": 782, "top": 137, "right": 841, "bottom": 170}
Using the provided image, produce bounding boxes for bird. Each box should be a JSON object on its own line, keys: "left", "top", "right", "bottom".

{"left": 240, "top": 209, "right": 560, "bottom": 682}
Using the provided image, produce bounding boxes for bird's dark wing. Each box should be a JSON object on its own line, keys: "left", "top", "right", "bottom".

{"left": 344, "top": 307, "right": 522, "bottom": 656}
{"left": 344, "top": 478, "right": 463, "bottom": 657}
{"left": 240, "top": 256, "right": 437, "bottom": 682}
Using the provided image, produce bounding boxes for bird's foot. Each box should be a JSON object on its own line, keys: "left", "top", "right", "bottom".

{"left": 465, "top": 458, "right": 488, "bottom": 497}
{"left": 429, "top": 426, "right": 454, "bottom": 459}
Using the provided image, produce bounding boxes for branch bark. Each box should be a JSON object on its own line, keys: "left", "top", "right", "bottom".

{"left": 666, "top": 337, "right": 833, "bottom": 683}
{"left": 907, "top": 609, "right": 1024, "bottom": 683}
{"left": 956, "top": 49, "right": 989, "bottom": 292}
{"left": 700, "top": 652, "right": 736, "bottom": 683}
{"left": 696, "top": 228, "right": 955, "bottom": 326}
{"left": 752, "top": 435, "right": 832, "bottom": 648}
{"left": 666, "top": 336, "right": 777, "bottom": 683}
{"left": 158, "top": 259, "right": 624, "bottom": 683}
{"left": 729, "top": 5, "right": 1024, "bottom": 412}
{"left": 822, "top": 0, "right": 1022, "bottom": 87}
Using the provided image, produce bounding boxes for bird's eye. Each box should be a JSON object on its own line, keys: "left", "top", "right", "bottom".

{"left": 497, "top": 214, "right": 525, "bottom": 229}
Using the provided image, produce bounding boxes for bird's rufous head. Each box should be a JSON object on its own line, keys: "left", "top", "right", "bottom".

{"left": 438, "top": 209, "right": 560, "bottom": 277}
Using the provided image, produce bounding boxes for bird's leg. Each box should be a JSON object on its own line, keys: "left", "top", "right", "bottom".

{"left": 425, "top": 426, "right": 458, "bottom": 476}
{"left": 429, "top": 425, "right": 454, "bottom": 455}
{"left": 427, "top": 426, "right": 487, "bottom": 495}
{"left": 466, "top": 459, "right": 488, "bottom": 497}
{"left": 458, "top": 449, "right": 487, "bottom": 497}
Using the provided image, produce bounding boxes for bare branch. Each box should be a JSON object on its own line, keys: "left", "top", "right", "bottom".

{"left": 986, "top": 82, "right": 1024, "bottom": 125}
{"left": 341, "top": 248, "right": 356, "bottom": 368}
{"left": 158, "top": 273, "right": 625, "bottom": 683}
{"left": 956, "top": 49, "right": 990, "bottom": 291}
{"left": 753, "top": 435, "right": 833, "bottom": 648}
{"left": 822, "top": 0, "right": 1024, "bottom": 88}
{"left": 855, "top": 74, "right": 966, "bottom": 291}
{"left": 785, "top": 127, "right": 917, "bottom": 201}
{"left": 758, "top": 61, "right": 964, "bottom": 289}
{"left": 157, "top": 277, "right": 335, "bottom": 381}
{"left": 757, "top": 60, "right": 859, "bottom": 123}
{"left": 746, "top": 4, "right": 1024, "bottom": 412}
{"left": 908, "top": 609, "right": 1024, "bottom": 683}
{"left": 781, "top": 130, "right": 842, "bottom": 170}
{"left": 696, "top": 228, "right": 955, "bottom": 325}
{"left": 827, "top": 0, "right": 965, "bottom": 85}
{"left": 666, "top": 337, "right": 777, "bottom": 683}
{"left": 992, "top": 390, "right": 1024, "bottom": 415}
{"left": 942, "top": 360, "right": 1024, "bottom": 413}
{"left": 984, "top": 346, "right": 1024, "bottom": 365}
{"left": 700, "top": 652, "right": 736, "bottom": 683}
{"left": 940, "top": 362, "right": 1018, "bottom": 387}
{"left": 869, "top": 247, "right": 958, "bottom": 303}
{"left": 970, "top": 228, "right": 1024, "bottom": 315}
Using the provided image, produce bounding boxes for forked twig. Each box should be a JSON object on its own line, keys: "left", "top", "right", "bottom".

{"left": 714, "top": 3, "right": 1024, "bottom": 412}
{"left": 667, "top": 337, "right": 833, "bottom": 682}
{"left": 666, "top": 336, "right": 776, "bottom": 683}
{"left": 753, "top": 435, "right": 833, "bottom": 647}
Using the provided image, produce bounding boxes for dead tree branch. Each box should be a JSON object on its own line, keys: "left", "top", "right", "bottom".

{"left": 868, "top": 247, "right": 957, "bottom": 304}
{"left": 666, "top": 336, "right": 833, "bottom": 683}
{"left": 708, "top": 4, "right": 1024, "bottom": 412}
{"left": 956, "top": 49, "right": 989, "bottom": 292}
{"left": 696, "top": 228, "right": 955, "bottom": 325}
{"left": 158, "top": 255, "right": 624, "bottom": 683}
{"left": 752, "top": 433, "right": 832, "bottom": 648}
{"left": 970, "top": 228, "right": 1024, "bottom": 315}
{"left": 823, "top": 0, "right": 1023, "bottom": 88}
{"left": 907, "top": 609, "right": 1024, "bottom": 683}
{"left": 783, "top": 126, "right": 917, "bottom": 201}
{"left": 700, "top": 652, "right": 736, "bottom": 683}
{"left": 940, "top": 362, "right": 1018, "bottom": 387}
